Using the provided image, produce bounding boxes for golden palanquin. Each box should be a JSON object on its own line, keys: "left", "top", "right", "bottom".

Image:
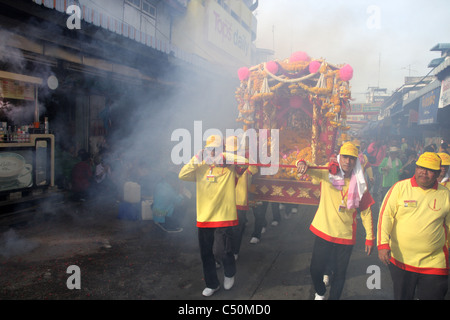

{"left": 235, "top": 51, "right": 353, "bottom": 204}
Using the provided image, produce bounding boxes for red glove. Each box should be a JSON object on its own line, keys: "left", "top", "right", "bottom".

{"left": 328, "top": 155, "right": 340, "bottom": 175}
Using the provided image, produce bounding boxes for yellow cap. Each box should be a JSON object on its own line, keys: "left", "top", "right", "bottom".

{"left": 339, "top": 141, "right": 359, "bottom": 158}
{"left": 205, "top": 135, "right": 222, "bottom": 148}
{"left": 438, "top": 152, "right": 450, "bottom": 166}
{"left": 225, "top": 136, "right": 239, "bottom": 152}
{"left": 416, "top": 152, "right": 441, "bottom": 171}
{"left": 352, "top": 139, "right": 361, "bottom": 148}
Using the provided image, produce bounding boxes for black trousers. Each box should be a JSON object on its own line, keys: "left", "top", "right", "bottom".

{"left": 251, "top": 202, "right": 281, "bottom": 238}
{"left": 231, "top": 210, "right": 247, "bottom": 255}
{"left": 310, "top": 236, "right": 353, "bottom": 299}
{"left": 251, "top": 205, "right": 266, "bottom": 238}
{"left": 198, "top": 227, "right": 236, "bottom": 289}
{"left": 389, "top": 263, "right": 448, "bottom": 300}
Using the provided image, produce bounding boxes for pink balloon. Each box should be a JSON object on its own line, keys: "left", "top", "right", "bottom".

{"left": 289, "top": 51, "right": 310, "bottom": 63}
{"left": 339, "top": 64, "right": 353, "bottom": 81}
{"left": 266, "top": 61, "right": 279, "bottom": 74}
{"left": 238, "top": 67, "right": 250, "bottom": 81}
{"left": 309, "top": 61, "right": 321, "bottom": 74}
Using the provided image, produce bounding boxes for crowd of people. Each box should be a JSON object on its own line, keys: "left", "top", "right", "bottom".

{"left": 54, "top": 141, "right": 161, "bottom": 204}
{"left": 360, "top": 137, "right": 449, "bottom": 200}
{"left": 54, "top": 134, "right": 450, "bottom": 300}
{"left": 298, "top": 136, "right": 450, "bottom": 300}
{"left": 54, "top": 140, "right": 190, "bottom": 233}
{"left": 178, "top": 133, "right": 450, "bottom": 300}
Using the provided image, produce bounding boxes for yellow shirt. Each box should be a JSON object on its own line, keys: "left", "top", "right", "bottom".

{"left": 179, "top": 152, "right": 247, "bottom": 228}
{"left": 361, "top": 154, "right": 374, "bottom": 181}
{"left": 236, "top": 164, "right": 258, "bottom": 210}
{"left": 377, "top": 176, "right": 450, "bottom": 275}
{"left": 306, "top": 167, "right": 375, "bottom": 246}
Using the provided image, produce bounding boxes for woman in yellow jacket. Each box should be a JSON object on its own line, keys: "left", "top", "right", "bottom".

{"left": 296, "top": 142, "right": 375, "bottom": 300}
{"left": 179, "top": 135, "right": 247, "bottom": 297}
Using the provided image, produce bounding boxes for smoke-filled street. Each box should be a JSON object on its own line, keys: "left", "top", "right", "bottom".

{"left": 0, "top": 193, "right": 397, "bottom": 301}
{"left": 1, "top": 0, "right": 450, "bottom": 305}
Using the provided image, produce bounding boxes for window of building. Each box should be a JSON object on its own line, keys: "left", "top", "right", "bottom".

{"left": 142, "top": 0, "right": 156, "bottom": 18}
{"left": 126, "top": 0, "right": 156, "bottom": 19}
{"left": 126, "top": 0, "right": 141, "bottom": 9}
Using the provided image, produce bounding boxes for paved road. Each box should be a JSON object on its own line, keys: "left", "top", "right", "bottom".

{"left": 0, "top": 195, "right": 401, "bottom": 301}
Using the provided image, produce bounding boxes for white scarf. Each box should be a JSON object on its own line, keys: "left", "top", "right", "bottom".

{"left": 328, "top": 155, "right": 367, "bottom": 209}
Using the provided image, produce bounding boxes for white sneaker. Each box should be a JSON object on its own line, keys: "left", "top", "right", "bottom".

{"left": 234, "top": 254, "right": 239, "bottom": 261}
{"left": 323, "top": 275, "right": 330, "bottom": 286}
{"left": 271, "top": 220, "right": 279, "bottom": 226}
{"left": 202, "top": 286, "right": 220, "bottom": 297}
{"left": 250, "top": 237, "right": 260, "bottom": 244}
{"left": 224, "top": 276, "right": 235, "bottom": 290}
{"left": 314, "top": 293, "right": 325, "bottom": 300}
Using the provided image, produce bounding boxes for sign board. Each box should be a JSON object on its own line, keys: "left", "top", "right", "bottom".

{"left": 206, "top": 1, "right": 252, "bottom": 65}
{"left": 439, "top": 76, "right": 450, "bottom": 109}
{"left": 0, "top": 78, "right": 36, "bottom": 101}
{"left": 418, "top": 87, "right": 440, "bottom": 125}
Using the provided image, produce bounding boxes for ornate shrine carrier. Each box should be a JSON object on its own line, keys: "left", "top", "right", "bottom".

{"left": 235, "top": 51, "right": 354, "bottom": 205}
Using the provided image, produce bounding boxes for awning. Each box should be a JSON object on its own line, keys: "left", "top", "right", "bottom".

{"left": 0, "top": 70, "right": 42, "bottom": 85}
{"left": 403, "top": 79, "right": 441, "bottom": 108}
{"left": 390, "top": 100, "right": 404, "bottom": 116}
{"left": 434, "top": 56, "right": 450, "bottom": 77}
{"left": 428, "top": 57, "right": 445, "bottom": 68}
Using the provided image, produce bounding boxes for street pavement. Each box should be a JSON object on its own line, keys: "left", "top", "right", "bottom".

{"left": 0, "top": 195, "right": 401, "bottom": 301}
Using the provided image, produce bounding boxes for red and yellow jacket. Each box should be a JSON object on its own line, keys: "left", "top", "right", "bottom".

{"left": 377, "top": 176, "right": 450, "bottom": 275}
{"left": 179, "top": 152, "right": 247, "bottom": 228}
{"left": 236, "top": 163, "right": 258, "bottom": 211}
{"left": 306, "top": 167, "right": 375, "bottom": 246}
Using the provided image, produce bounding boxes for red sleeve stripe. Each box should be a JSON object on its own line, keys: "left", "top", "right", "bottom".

{"left": 376, "top": 182, "right": 398, "bottom": 246}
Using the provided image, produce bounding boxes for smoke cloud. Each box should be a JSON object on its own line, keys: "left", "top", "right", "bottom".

{"left": 254, "top": 0, "right": 450, "bottom": 102}
{"left": 0, "top": 229, "right": 39, "bottom": 259}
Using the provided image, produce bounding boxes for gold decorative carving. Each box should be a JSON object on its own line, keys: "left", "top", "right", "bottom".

{"left": 271, "top": 185, "right": 284, "bottom": 197}
{"left": 286, "top": 188, "right": 296, "bottom": 197}
{"left": 260, "top": 185, "right": 269, "bottom": 195}
{"left": 313, "top": 189, "right": 321, "bottom": 199}
{"left": 297, "top": 188, "right": 311, "bottom": 198}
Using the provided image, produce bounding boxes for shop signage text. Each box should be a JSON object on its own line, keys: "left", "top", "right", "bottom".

{"left": 207, "top": 2, "right": 251, "bottom": 65}
{"left": 418, "top": 87, "right": 440, "bottom": 125}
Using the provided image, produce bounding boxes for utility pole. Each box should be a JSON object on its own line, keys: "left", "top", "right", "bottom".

{"left": 377, "top": 53, "right": 381, "bottom": 87}
{"left": 272, "top": 25, "right": 274, "bottom": 51}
